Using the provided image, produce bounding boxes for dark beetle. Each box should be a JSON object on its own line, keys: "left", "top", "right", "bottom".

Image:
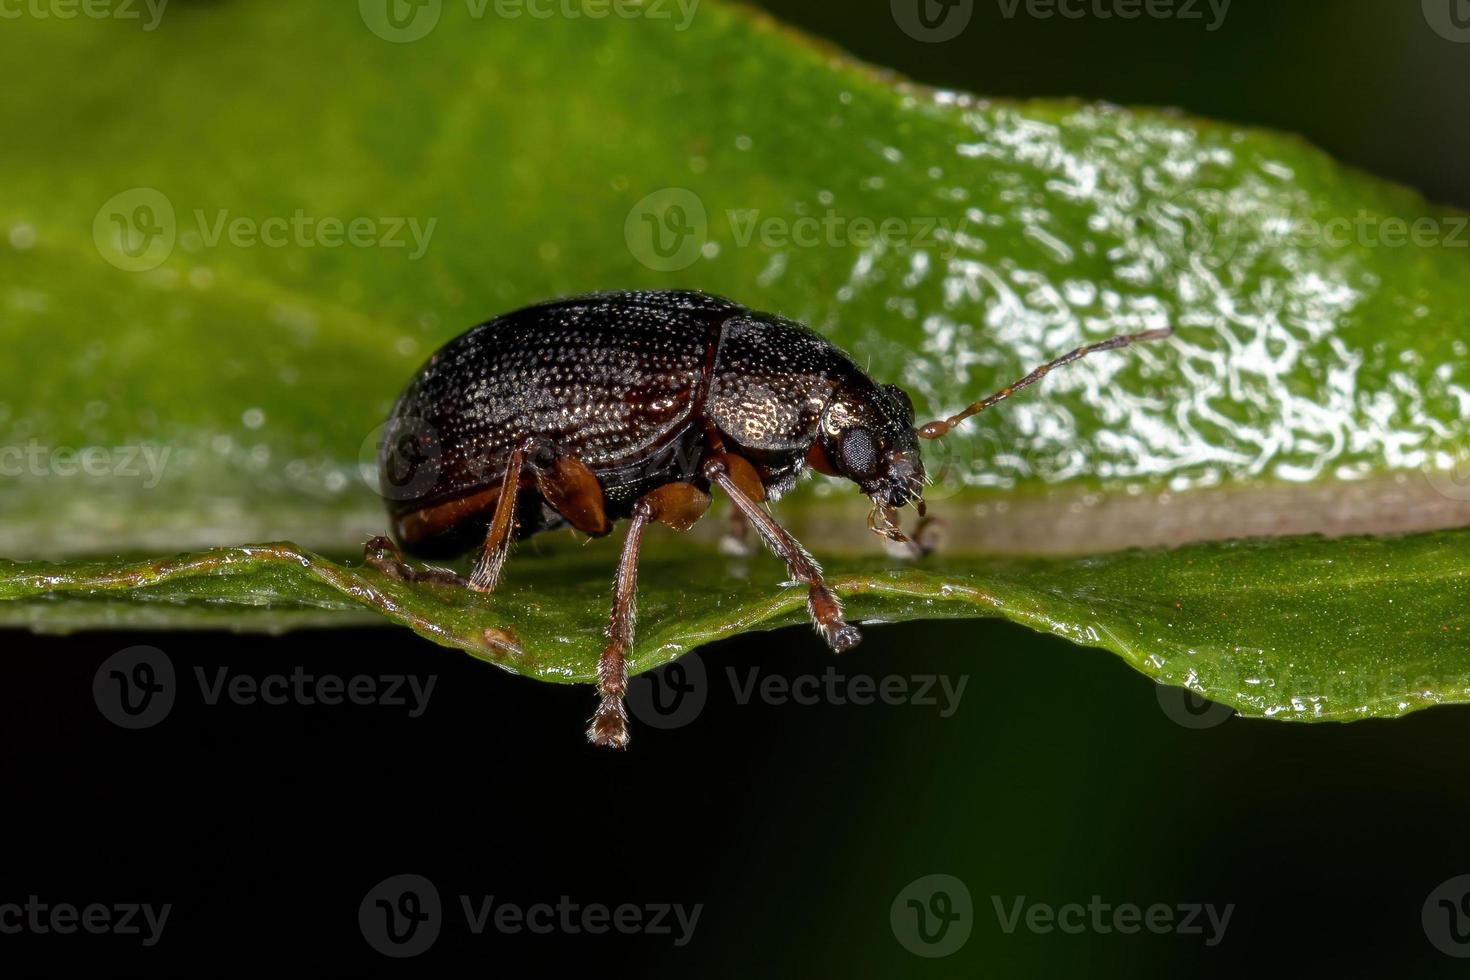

{"left": 370, "top": 289, "right": 1170, "bottom": 748}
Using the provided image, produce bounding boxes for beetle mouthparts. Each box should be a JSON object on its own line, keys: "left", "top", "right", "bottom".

{"left": 867, "top": 498, "right": 937, "bottom": 559}
{"left": 867, "top": 497, "right": 923, "bottom": 540}
{"left": 867, "top": 500, "right": 906, "bottom": 543}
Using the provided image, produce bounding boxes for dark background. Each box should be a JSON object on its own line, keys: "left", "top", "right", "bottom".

{"left": 5, "top": 0, "right": 1470, "bottom": 974}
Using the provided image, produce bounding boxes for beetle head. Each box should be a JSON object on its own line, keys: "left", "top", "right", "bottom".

{"left": 815, "top": 377, "right": 925, "bottom": 509}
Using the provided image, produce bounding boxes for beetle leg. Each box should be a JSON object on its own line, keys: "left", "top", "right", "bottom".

{"left": 468, "top": 447, "right": 525, "bottom": 593}
{"left": 362, "top": 535, "right": 469, "bottom": 587}
{"left": 703, "top": 455, "right": 861, "bottom": 654}
{"left": 908, "top": 503, "right": 943, "bottom": 559}
{"left": 529, "top": 451, "right": 612, "bottom": 537}
{"left": 589, "top": 482, "right": 712, "bottom": 749}
{"left": 363, "top": 534, "right": 416, "bottom": 580}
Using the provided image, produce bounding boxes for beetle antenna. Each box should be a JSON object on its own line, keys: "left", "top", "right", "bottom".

{"left": 918, "top": 326, "right": 1174, "bottom": 439}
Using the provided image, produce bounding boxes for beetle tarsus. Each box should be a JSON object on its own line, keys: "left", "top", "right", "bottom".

{"left": 827, "top": 620, "right": 864, "bottom": 654}
{"left": 589, "top": 604, "right": 632, "bottom": 748}
{"left": 588, "top": 684, "right": 631, "bottom": 750}
{"left": 808, "top": 584, "right": 862, "bottom": 654}
{"left": 362, "top": 535, "right": 468, "bottom": 587}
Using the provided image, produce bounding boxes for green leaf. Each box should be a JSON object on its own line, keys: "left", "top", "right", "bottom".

{"left": 3, "top": 528, "right": 1467, "bottom": 721}
{"left": 1, "top": 1, "right": 1467, "bottom": 720}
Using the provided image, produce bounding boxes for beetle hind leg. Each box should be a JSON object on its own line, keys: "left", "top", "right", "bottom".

{"left": 588, "top": 482, "right": 712, "bottom": 749}
{"left": 588, "top": 505, "right": 644, "bottom": 749}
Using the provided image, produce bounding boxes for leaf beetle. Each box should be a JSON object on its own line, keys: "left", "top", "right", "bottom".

{"left": 369, "top": 289, "right": 1171, "bottom": 748}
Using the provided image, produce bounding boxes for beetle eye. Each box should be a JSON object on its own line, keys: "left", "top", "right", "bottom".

{"left": 840, "top": 427, "right": 878, "bottom": 477}
{"left": 882, "top": 384, "right": 914, "bottom": 420}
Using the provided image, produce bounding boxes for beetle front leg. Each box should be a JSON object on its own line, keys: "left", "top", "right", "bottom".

{"left": 703, "top": 455, "right": 861, "bottom": 654}
{"left": 589, "top": 482, "right": 711, "bottom": 749}
{"left": 362, "top": 535, "right": 469, "bottom": 587}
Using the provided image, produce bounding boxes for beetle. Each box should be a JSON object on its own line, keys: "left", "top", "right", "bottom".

{"left": 368, "top": 289, "right": 1171, "bottom": 748}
